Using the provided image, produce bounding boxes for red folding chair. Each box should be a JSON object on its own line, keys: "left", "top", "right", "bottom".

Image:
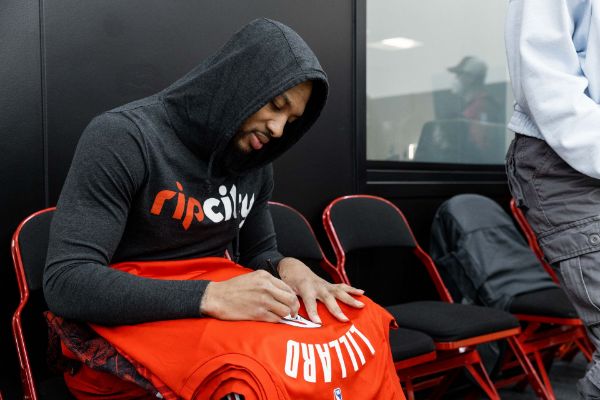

{"left": 269, "top": 201, "right": 437, "bottom": 397}
{"left": 11, "top": 208, "right": 74, "bottom": 399}
{"left": 431, "top": 194, "right": 592, "bottom": 398}
{"left": 269, "top": 201, "right": 345, "bottom": 284}
{"left": 510, "top": 199, "right": 594, "bottom": 362}
{"left": 323, "top": 195, "right": 551, "bottom": 400}
{"left": 510, "top": 199, "right": 560, "bottom": 283}
{"left": 269, "top": 202, "right": 436, "bottom": 399}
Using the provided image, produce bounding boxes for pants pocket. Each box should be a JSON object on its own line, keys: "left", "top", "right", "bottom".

{"left": 560, "top": 253, "right": 600, "bottom": 326}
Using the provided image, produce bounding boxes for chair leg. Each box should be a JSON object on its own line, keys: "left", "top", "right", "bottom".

{"left": 402, "top": 377, "right": 415, "bottom": 400}
{"left": 506, "top": 337, "right": 554, "bottom": 400}
{"left": 559, "top": 328, "right": 594, "bottom": 362}
{"left": 533, "top": 350, "right": 556, "bottom": 400}
{"left": 429, "top": 369, "right": 460, "bottom": 400}
{"left": 578, "top": 332, "right": 595, "bottom": 362}
{"left": 464, "top": 358, "right": 500, "bottom": 400}
{"left": 559, "top": 342, "right": 580, "bottom": 362}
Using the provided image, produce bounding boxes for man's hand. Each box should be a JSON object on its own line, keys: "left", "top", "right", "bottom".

{"left": 200, "top": 270, "right": 300, "bottom": 322}
{"left": 278, "top": 257, "right": 365, "bottom": 324}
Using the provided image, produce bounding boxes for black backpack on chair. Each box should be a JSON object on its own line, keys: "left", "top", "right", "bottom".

{"left": 430, "top": 194, "right": 556, "bottom": 311}
{"left": 430, "top": 194, "right": 559, "bottom": 376}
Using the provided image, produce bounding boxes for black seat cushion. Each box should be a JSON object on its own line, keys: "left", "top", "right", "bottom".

{"left": 387, "top": 301, "right": 519, "bottom": 342}
{"left": 509, "top": 287, "right": 579, "bottom": 319}
{"left": 389, "top": 328, "right": 435, "bottom": 361}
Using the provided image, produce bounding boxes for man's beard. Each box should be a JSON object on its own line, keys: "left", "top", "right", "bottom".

{"left": 220, "top": 139, "right": 253, "bottom": 175}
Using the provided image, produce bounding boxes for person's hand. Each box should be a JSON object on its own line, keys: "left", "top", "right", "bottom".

{"left": 200, "top": 270, "right": 300, "bottom": 322}
{"left": 277, "top": 257, "right": 365, "bottom": 324}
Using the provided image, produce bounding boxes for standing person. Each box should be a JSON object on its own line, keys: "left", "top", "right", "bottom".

{"left": 448, "top": 55, "right": 502, "bottom": 123}
{"left": 44, "top": 18, "right": 379, "bottom": 398}
{"left": 505, "top": 1, "right": 600, "bottom": 398}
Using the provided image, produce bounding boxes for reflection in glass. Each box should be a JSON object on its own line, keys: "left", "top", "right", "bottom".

{"left": 413, "top": 119, "right": 507, "bottom": 164}
{"left": 445, "top": 56, "right": 503, "bottom": 124}
{"left": 366, "top": 0, "right": 513, "bottom": 164}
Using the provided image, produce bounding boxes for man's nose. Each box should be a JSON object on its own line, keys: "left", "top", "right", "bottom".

{"left": 267, "top": 116, "right": 287, "bottom": 138}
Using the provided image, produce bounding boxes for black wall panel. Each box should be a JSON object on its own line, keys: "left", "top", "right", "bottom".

{"left": 42, "top": 1, "right": 355, "bottom": 214}
{"left": 0, "top": 0, "right": 44, "bottom": 394}
{"left": 1, "top": 1, "right": 355, "bottom": 396}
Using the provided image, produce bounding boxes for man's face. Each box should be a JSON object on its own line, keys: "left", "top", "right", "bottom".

{"left": 232, "top": 81, "right": 313, "bottom": 154}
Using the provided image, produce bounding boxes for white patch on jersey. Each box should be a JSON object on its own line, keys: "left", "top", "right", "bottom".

{"left": 279, "top": 314, "right": 321, "bottom": 328}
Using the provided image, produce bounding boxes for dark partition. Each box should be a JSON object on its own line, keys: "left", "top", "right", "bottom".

{"left": 1, "top": 1, "right": 355, "bottom": 395}
{"left": 42, "top": 1, "right": 356, "bottom": 208}
{"left": 0, "top": 1, "right": 45, "bottom": 396}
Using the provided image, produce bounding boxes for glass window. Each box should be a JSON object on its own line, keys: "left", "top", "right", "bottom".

{"left": 366, "top": 0, "right": 513, "bottom": 165}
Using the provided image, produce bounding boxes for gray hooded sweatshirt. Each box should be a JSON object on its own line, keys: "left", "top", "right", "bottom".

{"left": 44, "top": 18, "right": 329, "bottom": 325}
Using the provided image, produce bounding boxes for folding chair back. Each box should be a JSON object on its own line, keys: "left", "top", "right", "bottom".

{"left": 323, "top": 195, "right": 417, "bottom": 252}
{"left": 269, "top": 201, "right": 343, "bottom": 283}
{"left": 14, "top": 210, "right": 54, "bottom": 292}
{"left": 11, "top": 208, "right": 73, "bottom": 399}
{"left": 323, "top": 195, "right": 451, "bottom": 306}
{"left": 510, "top": 198, "right": 560, "bottom": 283}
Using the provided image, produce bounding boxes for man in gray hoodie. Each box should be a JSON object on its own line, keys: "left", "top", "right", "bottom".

{"left": 45, "top": 19, "right": 363, "bottom": 333}
{"left": 44, "top": 18, "right": 367, "bottom": 397}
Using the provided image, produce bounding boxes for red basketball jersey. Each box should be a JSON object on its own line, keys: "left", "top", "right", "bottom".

{"left": 88, "top": 258, "right": 405, "bottom": 400}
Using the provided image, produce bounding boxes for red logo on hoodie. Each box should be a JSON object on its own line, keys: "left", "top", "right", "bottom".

{"left": 150, "top": 182, "right": 204, "bottom": 230}
{"left": 150, "top": 181, "right": 255, "bottom": 230}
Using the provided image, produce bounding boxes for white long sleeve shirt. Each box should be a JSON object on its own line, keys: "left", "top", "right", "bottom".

{"left": 506, "top": 0, "right": 600, "bottom": 178}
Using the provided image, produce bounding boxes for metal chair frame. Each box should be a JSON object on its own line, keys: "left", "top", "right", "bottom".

{"left": 323, "top": 195, "right": 551, "bottom": 400}
{"left": 269, "top": 201, "right": 437, "bottom": 398}
{"left": 506, "top": 199, "right": 594, "bottom": 396}
{"left": 11, "top": 208, "right": 57, "bottom": 400}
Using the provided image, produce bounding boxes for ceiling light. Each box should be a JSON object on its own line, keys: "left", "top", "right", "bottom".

{"left": 368, "top": 37, "right": 423, "bottom": 50}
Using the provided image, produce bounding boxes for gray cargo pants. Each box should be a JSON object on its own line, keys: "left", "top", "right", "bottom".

{"left": 506, "top": 134, "right": 600, "bottom": 398}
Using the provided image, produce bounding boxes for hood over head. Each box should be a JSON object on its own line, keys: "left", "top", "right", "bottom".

{"left": 160, "top": 18, "right": 329, "bottom": 177}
